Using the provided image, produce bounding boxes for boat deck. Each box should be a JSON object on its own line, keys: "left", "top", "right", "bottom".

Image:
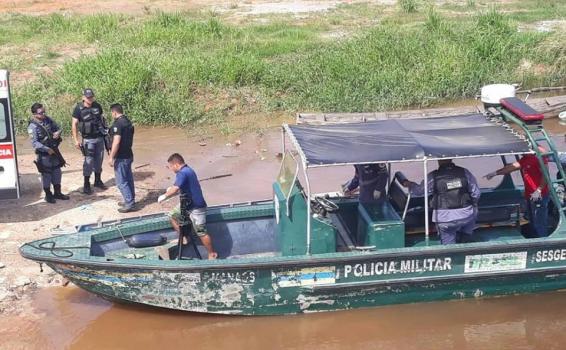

{"left": 406, "top": 226, "right": 524, "bottom": 247}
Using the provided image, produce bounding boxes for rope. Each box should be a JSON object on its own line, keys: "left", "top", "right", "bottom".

{"left": 115, "top": 225, "right": 127, "bottom": 243}
{"left": 25, "top": 241, "right": 90, "bottom": 258}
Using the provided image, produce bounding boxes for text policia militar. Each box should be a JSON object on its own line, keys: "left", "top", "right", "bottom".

{"left": 340, "top": 257, "right": 453, "bottom": 278}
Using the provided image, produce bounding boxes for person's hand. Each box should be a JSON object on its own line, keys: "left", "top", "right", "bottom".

{"left": 530, "top": 188, "right": 542, "bottom": 201}
{"left": 52, "top": 130, "right": 61, "bottom": 139}
{"left": 74, "top": 140, "right": 81, "bottom": 150}
{"left": 484, "top": 171, "right": 497, "bottom": 180}
{"left": 46, "top": 148, "right": 55, "bottom": 155}
{"left": 157, "top": 194, "right": 167, "bottom": 203}
{"left": 108, "top": 158, "right": 114, "bottom": 167}
{"left": 401, "top": 180, "right": 412, "bottom": 188}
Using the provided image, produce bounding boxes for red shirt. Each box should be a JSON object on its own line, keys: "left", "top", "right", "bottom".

{"left": 518, "top": 154, "right": 549, "bottom": 198}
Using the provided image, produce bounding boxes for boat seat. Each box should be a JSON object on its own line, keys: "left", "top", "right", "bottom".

{"left": 357, "top": 201, "right": 405, "bottom": 249}
{"left": 500, "top": 97, "right": 544, "bottom": 123}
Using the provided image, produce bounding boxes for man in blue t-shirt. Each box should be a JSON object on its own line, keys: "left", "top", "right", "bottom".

{"left": 158, "top": 153, "right": 217, "bottom": 259}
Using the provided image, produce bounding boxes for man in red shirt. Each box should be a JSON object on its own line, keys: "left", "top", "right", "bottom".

{"left": 485, "top": 152, "right": 549, "bottom": 237}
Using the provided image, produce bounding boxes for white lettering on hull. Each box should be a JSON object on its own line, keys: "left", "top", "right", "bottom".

{"left": 343, "top": 257, "right": 452, "bottom": 278}
{"left": 533, "top": 249, "right": 566, "bottom": 263}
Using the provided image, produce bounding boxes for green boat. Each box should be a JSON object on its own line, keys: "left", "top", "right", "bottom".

{"left": 20, "top": 87, "right": 566, "bottom": 315}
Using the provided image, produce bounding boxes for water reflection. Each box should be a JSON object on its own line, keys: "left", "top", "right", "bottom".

{"left": 27, "top": 287, "right": 566, "bottom": 350}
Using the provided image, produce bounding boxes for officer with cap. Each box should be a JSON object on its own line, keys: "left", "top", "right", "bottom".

{"left": 71, "top": 88, "right": 108, "bottom": 194}
{"left": 28, "top": 103, "right": 70, "bottom": 203}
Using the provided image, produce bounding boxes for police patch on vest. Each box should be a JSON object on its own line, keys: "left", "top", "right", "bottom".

{"left": 446, "top": 179, "right": 463, "bottom": 190}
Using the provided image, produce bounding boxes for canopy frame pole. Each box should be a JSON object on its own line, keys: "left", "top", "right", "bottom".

{"left": 423, "top": 158, "right": 430, "bottom": 245}
{"left": 281, "top": 126, "right": 286, "bottom": 154}
{"left": 386, "top": 163, "right": 391, "bottom": 196}
{"left": 303, "top": 164, "right": 312, "bottom": 255}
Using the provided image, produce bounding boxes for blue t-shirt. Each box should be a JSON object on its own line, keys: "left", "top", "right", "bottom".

{"left": 174, "top": 165, "right": 207, "bottom": 209}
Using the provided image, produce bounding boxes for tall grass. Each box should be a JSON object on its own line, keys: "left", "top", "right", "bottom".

{"left": 399, "top": 0, "right": 418, "bottom": 13}
{"left": 3, "top": 9, "right": 566, "bottom": 133}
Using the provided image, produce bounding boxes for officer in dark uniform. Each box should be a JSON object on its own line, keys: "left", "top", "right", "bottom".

{"left": 28, "top": 103, "right": 70, "bottom": 203}
{"left": 71, "top": 88, "right": 108, "bottom": 194}
{"left": 401, "top": 159, "right": 481, "bottom": 244}
{"left": 343, "top": 163, "right": 388, "bottom": 203}
{"left": 108, "top": 103, "right": 136, "bottom": 213}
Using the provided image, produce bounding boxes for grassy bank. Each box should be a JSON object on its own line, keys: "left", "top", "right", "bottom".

{"left": 1, "top": 1, "right": 565, "bottom": 133}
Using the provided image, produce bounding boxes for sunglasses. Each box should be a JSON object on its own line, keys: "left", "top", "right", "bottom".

{"left": 36, "top": 111, "right": 46, "bottom": 115}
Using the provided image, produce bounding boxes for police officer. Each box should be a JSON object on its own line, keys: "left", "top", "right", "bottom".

{"left": 71, "top": 88, "right": 108, "bottom": 194}
{"left": 28, "top": 103, "right": 70, "bottom": 203}
{"left": 401, "top": 159, "right": 481, "bottom": 245}
{"left": 108, "top": 103, "right": 136, "bottom": 213}
{"left": 343, "top": 163, "right": 388, "bottom": 203}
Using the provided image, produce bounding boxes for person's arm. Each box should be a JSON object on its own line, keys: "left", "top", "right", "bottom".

{"left": 465, "top": 169, "right": 481, "bottom": 204}
{"left": 108, "top": 134, "right": 120, "bottom": 167}
{"left": 28, "top": 125, "right": 53, "bottom": 154}
{"left": 346, "top": 173, "right": 359, "bottom": 192}
{"left": 109, "top": 135, "right": 121, "bottom": 160}
{"left": 402, "top": 172, "right": 434, "bottom": 197}
{"left": 158, "top": 185, "right": 180, "bottom": 203}
{"left": 97, "top": 103, "right": 107, "bottom": 128}
{"left": 71, "top": 105, "right": 82, "bottom": 149}
{"left": 71, "top": 117, "right": 80, "bottom": 149}
{"left": 484, "top": 162, "right": 521, "bottom": 179}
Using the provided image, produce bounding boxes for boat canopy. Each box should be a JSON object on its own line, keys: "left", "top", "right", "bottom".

{"left": 285, "top": 114, "right": 533, "bottom": 167}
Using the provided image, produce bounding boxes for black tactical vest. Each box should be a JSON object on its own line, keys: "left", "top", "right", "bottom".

{"left": 432, "top": 164, "right": 472, "bottom": 210}
{"left": 77, "top": 103, "right": 103, "bottom": 138}
{"left": 29, "top": 117, "right": 58, "bottom": 151}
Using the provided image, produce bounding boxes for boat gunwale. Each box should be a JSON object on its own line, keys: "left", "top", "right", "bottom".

{"left": 19, "top": 234, "right": 566, "bottom": 272}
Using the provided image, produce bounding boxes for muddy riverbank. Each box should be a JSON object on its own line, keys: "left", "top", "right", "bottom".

{"left": 0, "top": 126, "right": 289, "bottom": 315}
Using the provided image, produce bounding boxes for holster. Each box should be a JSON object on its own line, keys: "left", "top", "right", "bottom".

{"left": 34, "top": 158, "right": 49, "bottom": 174}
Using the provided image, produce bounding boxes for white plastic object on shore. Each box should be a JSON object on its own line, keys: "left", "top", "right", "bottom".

{"left": 480, "top": 84, "right": 516, "bottom": 105}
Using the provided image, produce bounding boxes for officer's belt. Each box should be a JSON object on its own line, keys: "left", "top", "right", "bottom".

{"left": 359, "top": 177, "right": 382, "bottom": 186}
{"left": 83, "top": 135, "right": 103, "bottom": 139}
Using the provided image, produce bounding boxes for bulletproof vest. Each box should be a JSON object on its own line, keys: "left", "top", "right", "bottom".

{"left": 358, "top": 163, "right": 387, "bottom": 186}
{"left": 77, "top": 103, "right": 103, "bottom": 138}
{"left": 432, "top": 164, "right": 472, "bottom": 210}
{"left": 29, "top": 118, "right": 58, "bottom": 151}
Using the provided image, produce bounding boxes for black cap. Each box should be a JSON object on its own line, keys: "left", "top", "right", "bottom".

{"left": 83, "top": 88, "right": 95, "bottom": 98}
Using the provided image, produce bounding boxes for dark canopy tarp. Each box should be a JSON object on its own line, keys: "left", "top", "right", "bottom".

{"left": 286, "top": 114, "right": 532, "bottom": 166}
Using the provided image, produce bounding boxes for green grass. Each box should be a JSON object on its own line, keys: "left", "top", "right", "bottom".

{"left": 1, "top": 3, "right": 565, "bottom": 133}
{"left": 399, "top": 0, "right": 419, "bottom": 14}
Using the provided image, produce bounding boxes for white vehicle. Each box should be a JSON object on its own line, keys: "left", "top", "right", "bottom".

{"left": 0, "top": 70, "right": 20, "bottom": 199}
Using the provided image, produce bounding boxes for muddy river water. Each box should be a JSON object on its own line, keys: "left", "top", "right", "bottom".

{"left": 7, "top": 119, "right": 566, "bottom": 350}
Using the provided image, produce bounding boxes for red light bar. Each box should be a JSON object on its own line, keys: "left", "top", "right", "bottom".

{"left": 500, "top": 97, "right": 544, "bottom": 122}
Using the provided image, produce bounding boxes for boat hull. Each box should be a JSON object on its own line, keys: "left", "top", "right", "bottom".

{"left": 44, "top": 239, "right": 566, "bottom": 315}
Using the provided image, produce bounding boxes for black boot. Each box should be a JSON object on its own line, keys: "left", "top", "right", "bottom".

{"left": 93, "top": 172, "right": 106, "bottom": 189}
{"left": 53, "top": 184, "right": 70, "bottom": 200}
{"left": 83, "top": 176, "right": 92, "bottom": 195}
{"left": 44, "top": 187, "right": 56, "bottom": 204}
